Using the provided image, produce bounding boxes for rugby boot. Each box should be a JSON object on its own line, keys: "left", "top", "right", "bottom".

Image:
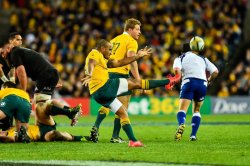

{"left": 189, "top": 135, "right": 197, "bottom": 141}
{"left": 110, "top": 137, "right": 125, "bottom": 143}
{"left": 165, "top": 74, "right": 181, "bottom": 90}
{"left": 90, "top": 126, "right": 99, "bottom": 143}
{"left": 175, "top": 124, "right": 185, "bottom": 141}
{"left": 128, "top": 140, "right": 144, "bottom": 147}
{"left": 17, "top": 126, "right": 30, "bottom": 143}
{"left": 69, "top": 104, "right": 82, "bottom": 126}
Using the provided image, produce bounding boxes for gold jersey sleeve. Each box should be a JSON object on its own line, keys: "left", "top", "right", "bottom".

{"left": 6, "top": 127, "right": 16, "bottom": 137}
{"left": 27, "top": 125, "right": 40, "bottom": 141}
{"left": 85, "top": 49, "right": 109, "bottom": 94}
{"left": 6, "top": 125, "right": 40, "bottom": 142}
{"left": 0, "top": 88, "right": 30, "bottom": 102}
{"left": 108, "top": 33, "right": 138, "bottom": 74}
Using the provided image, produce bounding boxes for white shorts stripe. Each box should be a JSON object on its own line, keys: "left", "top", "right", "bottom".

{"left": 116, "top": 78, "right": 128, "bottom": 96}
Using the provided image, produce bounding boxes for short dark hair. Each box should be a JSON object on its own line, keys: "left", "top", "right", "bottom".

{"left": 0, "top": 39, "right": 9, "bottom": 48}
{"left": 182, "top": 43, "right": 191, "bottom": 53}
{"left": 9, "top": 32, "right": 21, "bottom": 40}
{"left": 96, "top": 39, "right": 110, "bottom": 49}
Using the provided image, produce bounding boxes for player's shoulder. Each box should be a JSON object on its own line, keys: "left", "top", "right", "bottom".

{"left": 11, "top": 47, "right": 25, "bottom": 55}
{"left": 113, "top": 33, "right": 135, "bottom": 41}
{"left": 12, "top": 46, "right": 24, "bottom": 51}
{"left": 177, "top": 51, "right": 190, "bottom": 59}
{"left": 89, "top": 49, "right": 98, "bottom": 55}
{"left": 111, "top": 34, "right": 125, "bottom": 42}
{"left": 88, "top": 49, "right": 102, "bottom": 59}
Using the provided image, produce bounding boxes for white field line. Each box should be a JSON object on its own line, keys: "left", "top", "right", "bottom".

{"left": 0, "top": 160, "right": 199, "bottom": 166}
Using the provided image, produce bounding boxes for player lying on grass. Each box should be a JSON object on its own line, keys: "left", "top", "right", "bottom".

{"left": 34, "top": 100, "right": 83, "bottom": 142}
{"left": 82, "top": 39, "right": 180, "bottom": 147}
{"left": 0, "top": 101, "right": 83, "bottom": 143}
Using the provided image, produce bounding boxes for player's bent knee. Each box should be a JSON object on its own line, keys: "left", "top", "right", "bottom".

{"left": 115, "top": 108, "right": 128, "bottom": 119}
{"left": 128, "top": 79, "right": 141, "bottom": 89}
{"left": 99, "top": 107, "right": 110, "bottom": 115}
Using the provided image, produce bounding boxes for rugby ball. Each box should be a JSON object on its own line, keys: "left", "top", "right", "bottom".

{"left": 189, "top": 36, "right": 204, "bottom": 52}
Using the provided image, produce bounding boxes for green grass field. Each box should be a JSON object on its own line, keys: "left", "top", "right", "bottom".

{"left": 0, "top": 114, "right": 250, "bottom": 166}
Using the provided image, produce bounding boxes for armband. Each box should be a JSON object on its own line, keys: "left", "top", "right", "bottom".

{"left": 1, "top": 76, "right": 8, "bottom": 82}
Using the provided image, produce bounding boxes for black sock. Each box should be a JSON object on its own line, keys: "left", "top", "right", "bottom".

{"left": 50, "top": 105, "right": 71, "bottom": 118}
{"left": 63, "top": 106, "right": 70, "bottom": 109}
{"left": 73, "top": 135, "right": 83, "bottom": 141}
{"left": 112, "top": 118, "right": 121, "bottom": 138}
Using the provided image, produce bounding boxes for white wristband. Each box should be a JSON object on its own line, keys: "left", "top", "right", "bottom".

{"left": 1, "top": 76, "right": 8, "bottom": 82}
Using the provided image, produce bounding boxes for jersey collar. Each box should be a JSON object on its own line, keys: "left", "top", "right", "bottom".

{"left": 123, "top": 32, "right": 129, "bottom": 35}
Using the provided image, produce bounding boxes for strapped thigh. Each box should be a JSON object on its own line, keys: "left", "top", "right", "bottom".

{"left": 109, "top": 98, "right": 122, "bottom": 113}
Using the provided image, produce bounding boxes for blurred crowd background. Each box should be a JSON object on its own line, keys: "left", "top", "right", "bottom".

{"left": 0, "top": 0, "right": 249, "bottom": 98}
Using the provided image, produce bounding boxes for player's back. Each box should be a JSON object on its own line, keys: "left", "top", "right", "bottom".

{"left": 108, "top": 33, "right": 138, "bottom": 75}
{"left": 178, "top": 52, "right": 207, "bottom": 81}
{"left": 85, "top": 49, "right": 109, "bottom": 94}
{"left": 10, "top": 47, "right": 55, "bottom": 81}
{"left": 0, "top": 88, "right": 30, "bottom": 102}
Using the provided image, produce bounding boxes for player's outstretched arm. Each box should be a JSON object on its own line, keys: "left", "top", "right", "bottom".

{"left": 107, "top": 46, "right": 152, "bottom": 68}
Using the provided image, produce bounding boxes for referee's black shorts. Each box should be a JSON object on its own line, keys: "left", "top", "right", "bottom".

{"left": 35, "top": 69, "right": 59, "bottom": 95}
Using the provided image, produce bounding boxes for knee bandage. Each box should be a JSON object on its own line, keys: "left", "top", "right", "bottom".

{"left": 34, "top": 93, "right": 52, "bottom": 104}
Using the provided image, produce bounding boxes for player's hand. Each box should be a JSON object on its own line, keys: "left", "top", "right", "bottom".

{"left": 137, "top": 46, "right": 152, "bottom": 58}
{"left": 81, "top": 75, "right": 91, "bottom": 87}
